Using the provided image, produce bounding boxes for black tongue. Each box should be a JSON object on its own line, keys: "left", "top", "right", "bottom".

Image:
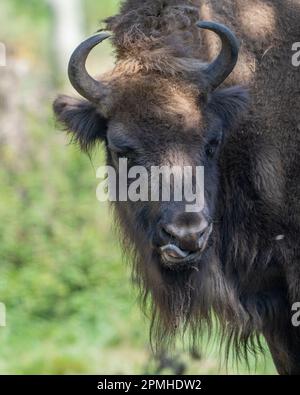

{"left": 160, "top": 244, "right": 190, "bottom": 259}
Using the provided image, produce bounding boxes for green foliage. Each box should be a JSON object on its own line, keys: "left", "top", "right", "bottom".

{"left": 86, "top": 0, "right": 121, "bottom": 28}
{"left": 0, "top": 100, "right": 147, "bottom": 373}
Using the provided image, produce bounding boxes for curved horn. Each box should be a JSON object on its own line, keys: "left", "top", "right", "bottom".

{"left": 197, "top": 21, "right": 240, "bottom": 91}
{"left": 68, "top": 33, "right": 111, "bottom": 103}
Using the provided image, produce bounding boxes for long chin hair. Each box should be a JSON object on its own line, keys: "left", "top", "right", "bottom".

{"left": 112, "top": 203, "right": 277, "bottom": 367}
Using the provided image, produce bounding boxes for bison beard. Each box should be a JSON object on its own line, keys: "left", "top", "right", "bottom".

{"left": 115, "top": 202, "right": 283, "bottom": 364}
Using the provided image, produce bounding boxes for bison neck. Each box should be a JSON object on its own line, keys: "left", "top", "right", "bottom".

{"left": 207, "top": 1, "right": 300, "bottom": 340}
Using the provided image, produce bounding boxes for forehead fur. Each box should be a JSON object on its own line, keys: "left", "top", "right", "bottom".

{"left": 107, "top": 74, "right": 203, "bottom": 129}
{"left": 105, "top": 0, "right": 201, "bottom": 60}
{"left": 104, "top": 0, "right": 206, "bottom": 83}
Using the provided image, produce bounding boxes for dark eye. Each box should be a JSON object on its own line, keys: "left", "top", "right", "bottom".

{"left": 205, "top": 138, "right": 221, "bottom": 158}
{"left": 106, "top": 133, "right": 136, "bottom": 158}
{"left": 108, "top": 145, "right": 135, "bottom": 161}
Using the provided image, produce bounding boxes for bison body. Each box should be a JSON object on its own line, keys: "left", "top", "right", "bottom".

{"left": 54, "top": 0, "right": 300, "bottom": 374}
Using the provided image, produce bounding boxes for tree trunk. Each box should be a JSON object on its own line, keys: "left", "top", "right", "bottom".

{"left": 49, "top": 0, "right": 85, "bottom": 78}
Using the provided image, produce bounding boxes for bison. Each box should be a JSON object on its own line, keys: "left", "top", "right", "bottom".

{"left": 53, "top": 0, "right": 300, "bottom": 374}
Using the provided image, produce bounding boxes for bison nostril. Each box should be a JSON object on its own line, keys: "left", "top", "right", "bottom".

{"left": 160, "top": 225, "right": 177, "bottom": 244}
{"left": 161, "top": 226, "right": 172, "bottom": 239}
{"left": 198, "top": 228, "right": 207, "bottom": 239}
{"left": 198, "top": 223, "right": 213, "bottom": 248}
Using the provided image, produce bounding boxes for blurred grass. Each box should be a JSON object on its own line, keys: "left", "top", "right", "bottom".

{"left": 0, "top": 0, "right": 276, "bottom": 374}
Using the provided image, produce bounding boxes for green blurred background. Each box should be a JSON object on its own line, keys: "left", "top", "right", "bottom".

{"left": 0, "top": 0, "right": 276, "bottom": 374}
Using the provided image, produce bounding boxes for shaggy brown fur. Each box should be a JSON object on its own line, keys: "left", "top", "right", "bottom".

{"left": 54, "top": 0, "right": 300, "bottom": 374}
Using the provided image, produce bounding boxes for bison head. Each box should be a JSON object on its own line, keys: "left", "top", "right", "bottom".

{"left": 53, "top": 22, "right": 249, "bottom": 349}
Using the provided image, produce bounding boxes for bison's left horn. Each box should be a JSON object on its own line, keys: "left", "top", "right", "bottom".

{"left": 197, "top": 21, "right": 240, "bottom": 90}
{"left": 68, "top": 33, "right": 111, "bottom": 104}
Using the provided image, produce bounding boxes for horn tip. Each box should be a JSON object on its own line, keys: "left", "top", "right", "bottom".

{"left": 196, "top": 20, "right": 240, "bottom": 49}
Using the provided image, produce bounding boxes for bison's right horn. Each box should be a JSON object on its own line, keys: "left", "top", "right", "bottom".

{"left": 68, "top": 33, "right": 111, "bottom": 104}
{"left": 197, "top": 21, "right": 240, "bottom": 91}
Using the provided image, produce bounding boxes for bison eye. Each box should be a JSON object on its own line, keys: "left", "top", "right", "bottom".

{"left": 205, "top": 138, "right": 221, "bottom": 158}
{"left": 108, "top": 145, "right": 135, "bottom": 161}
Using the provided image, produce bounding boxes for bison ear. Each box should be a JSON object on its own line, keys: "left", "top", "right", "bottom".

{"left": 208, "top": 86, "right": 249, "bottom": 131}
{"left": 53, "top": 95, "right": 108, "bottom": 152}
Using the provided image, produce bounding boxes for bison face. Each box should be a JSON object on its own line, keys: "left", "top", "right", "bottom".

{"left": 54, "top": 77, "right": 248, "bottom": 271}
{"left": 107, "top": 81, "right": 248, "bottom": 271}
